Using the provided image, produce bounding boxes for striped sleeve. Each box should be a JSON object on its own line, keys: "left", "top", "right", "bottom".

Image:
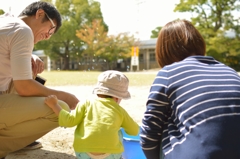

{"left": 140, "top": 70, "right": 169, "bottom": 159}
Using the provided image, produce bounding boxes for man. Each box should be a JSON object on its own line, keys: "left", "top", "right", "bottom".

{"left": 0, "top": 2, "right": 79, "bottom": 158}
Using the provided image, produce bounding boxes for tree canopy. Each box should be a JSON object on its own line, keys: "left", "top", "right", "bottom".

{"left": 35, "top": 0, "right": 107, "bottom": 70}
{"left": 0, "top": 9, "right": 4, "bottom": 15}
{"left": 150, "top": 0, "right": 240, "bottom": 70}
{"left": 150, "top": 26, "right": 162, "bottom": 39}
{"left": 174, "top": 0, "right": 240, "bottom": 70}
{"left": 36, "top": 0, "right": 136, "bottom": 70}
{"left": 76, "top": 19, "right": 136, "bottom": 70}
{"left": 149, "top": 0, "right": 240, "bottom": 70}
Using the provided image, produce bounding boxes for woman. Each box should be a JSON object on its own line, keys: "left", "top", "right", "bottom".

{"left": 140, "top": 19, "right": 240, "bottom": 159}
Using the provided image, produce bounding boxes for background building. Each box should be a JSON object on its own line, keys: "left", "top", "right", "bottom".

{"left": 33, "top": 38, "right": 159, "bottom": 71}
{"left": 138, "top": 38, "right": 158, "bottom": 70}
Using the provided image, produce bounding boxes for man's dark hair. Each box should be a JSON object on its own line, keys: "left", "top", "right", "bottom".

{"left": 19, "top": 1, "right": 62, "bottom": 33}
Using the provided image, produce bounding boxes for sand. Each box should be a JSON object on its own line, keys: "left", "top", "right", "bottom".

{"left": 6, "top": 85, "right": 151, "bottom": 159}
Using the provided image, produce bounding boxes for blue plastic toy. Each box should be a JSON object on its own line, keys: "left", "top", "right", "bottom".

{"left": 120, "top": 128, "right": 146, "bottom": 159}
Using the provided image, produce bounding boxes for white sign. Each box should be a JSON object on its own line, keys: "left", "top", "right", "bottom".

{"left": 131, "top": 56, "right": 139, "bottom": 66}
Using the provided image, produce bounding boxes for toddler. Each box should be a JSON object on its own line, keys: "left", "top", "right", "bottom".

{"left": 45, "top": 70, "right": 139, "bottom": 159}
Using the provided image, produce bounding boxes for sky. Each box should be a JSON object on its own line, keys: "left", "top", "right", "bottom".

{"left": 0, "top": 0, "right": 191, "bottom": 40}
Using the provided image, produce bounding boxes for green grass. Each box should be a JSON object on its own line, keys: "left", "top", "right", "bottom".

{"left": 40, "top": 71, "right": 157, "bottom": 86}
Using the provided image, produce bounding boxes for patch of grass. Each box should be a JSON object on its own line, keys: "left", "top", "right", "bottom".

{"left": 40, "top": 71, "right": 157, "bottom": 86}
{"left": 125, "top": 72, "right": 157, "bottom": 86}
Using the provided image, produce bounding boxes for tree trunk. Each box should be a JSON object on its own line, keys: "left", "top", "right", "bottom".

{"left": 63, "top": 45, "right": 70, "bottom": 70}
{"left": 62, "top": 56, "right": 69, "bottom": 70}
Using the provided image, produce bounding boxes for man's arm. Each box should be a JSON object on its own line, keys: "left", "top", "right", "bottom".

{"left": 13, "top": 79, "right": 79, "bottom": 109}
{"left": 31, "top": 54, "right": 44, "bottom": 77}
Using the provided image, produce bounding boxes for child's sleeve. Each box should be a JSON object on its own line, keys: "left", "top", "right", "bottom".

{"left": 121, "top": 109, "right": 139, "bottom": 136}
{"left": 59, "top": 101, "right": 86, "bottom": 127}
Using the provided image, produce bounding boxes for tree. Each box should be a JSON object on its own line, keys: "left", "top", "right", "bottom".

{"left": 100, "top": 33, "right": 136, "bottom": 70}
{"left": 174, "top": 0, "right": 240, "bottom": 67}
{"left": 0, "top": 9, "right": 5, "bottom": 15}
{"left": 150, "top": 26, "right": 162, "bottom": 38}
{"left": 76, "top": 19, "right": 108, "bottom": 67}
{"left": 35, "top": 0, "right": 108, "bottom": 70}
{"left": 76, "top": 19, "right": 136, "bottom": 70}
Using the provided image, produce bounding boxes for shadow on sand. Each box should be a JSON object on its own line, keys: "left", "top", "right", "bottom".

{"left": 6, "top": 148, "right": 76, "bottom": 159}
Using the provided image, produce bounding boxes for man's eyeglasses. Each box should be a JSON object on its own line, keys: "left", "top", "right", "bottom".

{"left": 45, "top": 12, "right": 56, "bottom": 36}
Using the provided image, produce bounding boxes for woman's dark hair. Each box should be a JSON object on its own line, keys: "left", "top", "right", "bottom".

{"left": 155, "top": 19, "right": 206, "bottom": 68}
{"left": 18, "top": 1, "right": 62, "bottom": 33}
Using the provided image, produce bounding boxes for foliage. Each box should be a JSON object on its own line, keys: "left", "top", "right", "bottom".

{"left": 174, "top": 0, "right": 240, "bottom": 70}
{"left": 76, "top": 19, "right": 108, "bottom": 61}
{"left": 35, "top": 0, "right": 107, "bottom": 70}
{"left": 0, "top": 9, "right": 4, "bottom": 15}
{"left": 100, "top": 33, "right": 136, "bottom": 69}
{"left": 150, "top": 26, "right": 162, "bottom": 38}
{"left": 76, "top": 19, "right": 136, "bottom": 70}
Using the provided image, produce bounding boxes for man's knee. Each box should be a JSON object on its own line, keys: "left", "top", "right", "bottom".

{"left": 58, "top": 100, "right": 70, "bottom": 112}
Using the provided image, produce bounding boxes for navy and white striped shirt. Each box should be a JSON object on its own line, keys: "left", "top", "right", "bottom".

{"left": 140, "top": 56, "right": 240, "bottom": 159}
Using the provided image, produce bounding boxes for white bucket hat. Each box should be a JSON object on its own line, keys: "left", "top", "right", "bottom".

{"left": 92, "top": 70, "right": 131, "bottom": 99}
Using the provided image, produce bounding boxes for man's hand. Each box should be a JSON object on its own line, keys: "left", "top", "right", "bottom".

{"left": 58, "top": 91, "right": 79, "bottom": 110}
{"left": 32, "top": 54, "right": 44, "bottom": 76}
{"left": 64, "top": 94, "right": 79, "bottom": 110}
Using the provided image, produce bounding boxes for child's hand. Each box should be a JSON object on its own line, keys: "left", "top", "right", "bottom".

{"left": 45, "top": 95, "right": 58, "bottom": 108}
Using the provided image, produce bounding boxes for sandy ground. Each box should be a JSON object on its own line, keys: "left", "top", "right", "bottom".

{"left": 6, "top": 85, "right": 151, "bottom": 159}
